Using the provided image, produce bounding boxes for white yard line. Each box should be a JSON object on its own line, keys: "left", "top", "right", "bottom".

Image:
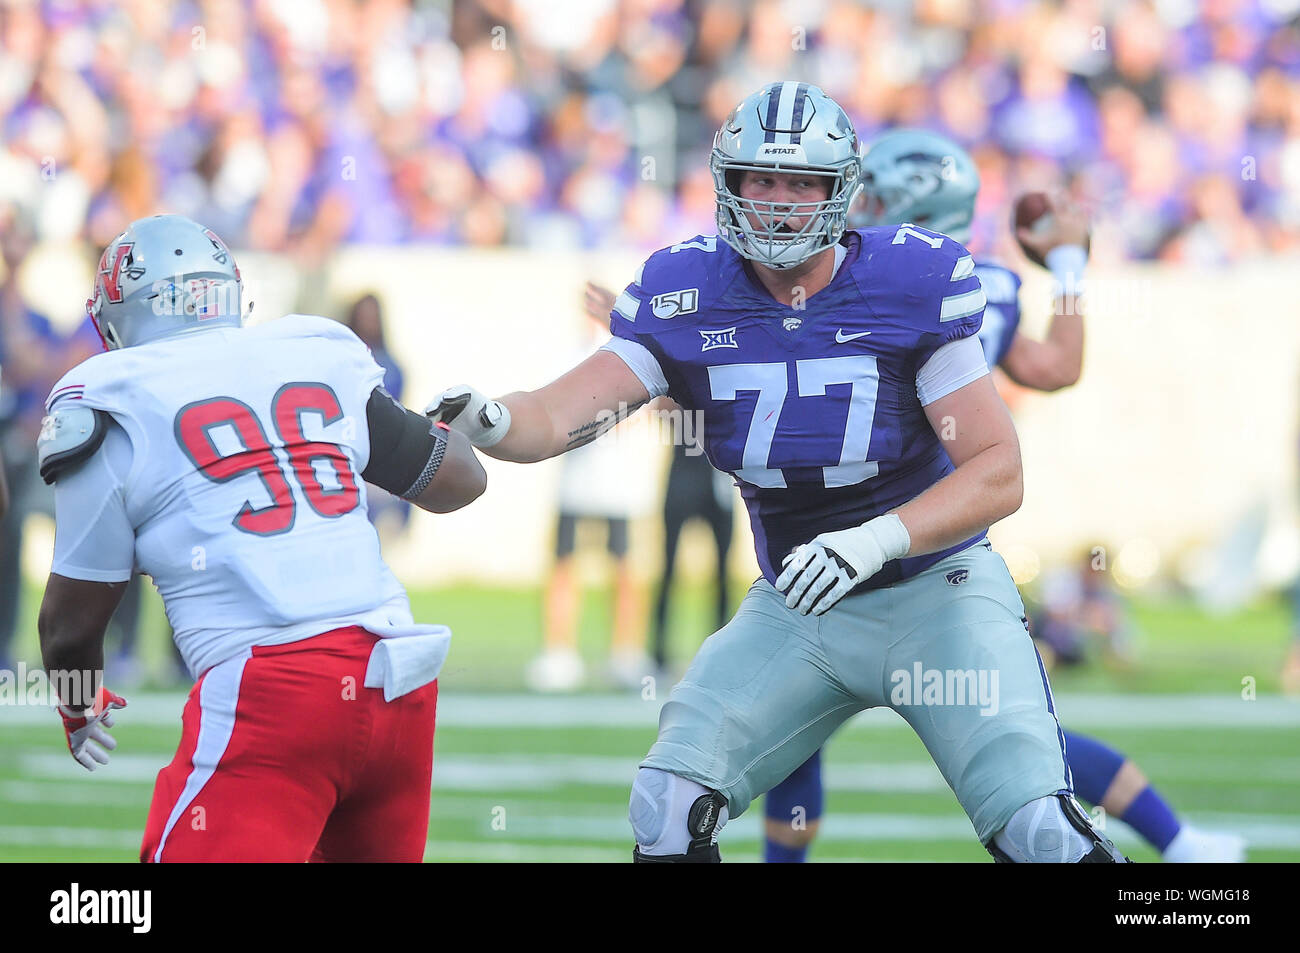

{"left": 0, "top": 780, "right": 151, "bottom": 806}
{"left": 422, "top": 840, "right": 628, "bottom": 863}
{"left": 424, "top": 809, "right": 1298, "bottom": 850}
{"left": 15, "top": 752, "right": 167, "bottom": 783}
{"left": 11, "top": 747, "right": 1295, "bottom": 794}
{"left": 3, "top": 809, "right": 1295, "bottom": 855}
{"left": 3, "top": 692, "right": 1298, "bottom": 728}
{"left": 0, "top": 825, "right": 140, "bottom": 849}
{"left": 431, "top": 755, "right": 948, "bottom": 791}
{"left": 9, "top": 750, "right": 938, "bottom": 793}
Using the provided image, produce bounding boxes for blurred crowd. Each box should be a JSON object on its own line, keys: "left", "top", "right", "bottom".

{"left": 2, "top": 0, "right": 1299, "bottom": 265}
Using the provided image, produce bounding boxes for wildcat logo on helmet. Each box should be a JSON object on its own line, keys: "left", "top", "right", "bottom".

{"left": 856, "top": 129, "right": 980, "bottom": 244}
{"left": 652, "top": 288, "right": 699, "bottom": 319}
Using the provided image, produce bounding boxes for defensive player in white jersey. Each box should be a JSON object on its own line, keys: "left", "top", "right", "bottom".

{"left": 37, "top": 214, "right": 486, "bottom": 862}
{"left": 430, "top": 83, "right": 1125, "bottom": 862}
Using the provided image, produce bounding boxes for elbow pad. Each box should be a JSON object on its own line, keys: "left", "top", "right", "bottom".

{"left": 362, "top": 388, "right": 448, "bottom": 500}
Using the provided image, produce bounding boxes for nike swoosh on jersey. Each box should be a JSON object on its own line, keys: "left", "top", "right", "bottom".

{"left": 835, "top": 329, "right": 872, "bottom": 343}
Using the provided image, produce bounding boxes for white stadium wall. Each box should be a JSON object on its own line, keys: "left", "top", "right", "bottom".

{"left": 24, "top": 244, "right": 1300, "bottom": 590}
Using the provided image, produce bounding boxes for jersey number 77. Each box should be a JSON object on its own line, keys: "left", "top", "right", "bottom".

{"left": 708, "top": 355, "right": 880, "bottom": 489}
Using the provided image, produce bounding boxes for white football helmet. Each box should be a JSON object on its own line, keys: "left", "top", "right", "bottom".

{"left": 88, "top": 214, "right": 244, "bottom": 350}
{"left": 855, "top": 128, "right": 980, "bottom": 243}
{"left": 711, "top": 82, "right": 862, "bottom": 269}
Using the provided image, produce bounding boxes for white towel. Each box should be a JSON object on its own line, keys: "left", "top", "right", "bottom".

{"left": 363, "top": 625, "right": 452, "bottom": 701}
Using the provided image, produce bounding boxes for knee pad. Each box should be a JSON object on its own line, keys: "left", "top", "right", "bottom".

{"left": 630, "top": 767, "right": 729, "bottom": 862}
{"left": 988, "top": 793, "right": 1129, "bottom": 863}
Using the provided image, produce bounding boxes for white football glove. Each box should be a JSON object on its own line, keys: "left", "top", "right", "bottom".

{"left": 58, "top": 686, "right": 127, "bottom": 772}
{"left": 775, "top": 514, "right": 911, "bottom": 616}
{"left": 425, "top": 385, "right": 511, "bottom": 449}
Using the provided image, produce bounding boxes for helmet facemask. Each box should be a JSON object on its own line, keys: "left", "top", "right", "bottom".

{"left": 710, "top": 82, "right": 863, "bottom": 271}
{"left": 713, "top": 157, "right": 860, "bottom": 270}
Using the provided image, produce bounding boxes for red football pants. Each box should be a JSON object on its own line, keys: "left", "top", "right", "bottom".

{"left": 140, "top": 626, "right": 437, "bottom": 862}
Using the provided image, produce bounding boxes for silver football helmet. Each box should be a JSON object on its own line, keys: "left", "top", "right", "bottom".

{"left": 711, "top": 82, "right": 862, "bottom": 269}
{"left": 855, "top": 128, "right": 980, "bottom": 243}
{"left": 88, "top": 214, "right": 244, "bottom": 350}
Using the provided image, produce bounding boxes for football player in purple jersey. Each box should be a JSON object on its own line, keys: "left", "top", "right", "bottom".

{"left": 431, "top": 84, "right": 1124, "bottom": 862}
{"left": 760, "top": 127, "right": 1243, "bottom": 864}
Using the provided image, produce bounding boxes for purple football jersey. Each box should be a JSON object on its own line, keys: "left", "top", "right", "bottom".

{"left": 973, "top": 261, "right": 1022, "bottom": 368}
{"left": 611, "top": 225, "right": 989, "bottom": 589}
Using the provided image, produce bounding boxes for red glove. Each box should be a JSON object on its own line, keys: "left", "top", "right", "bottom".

{"left": 58, "top": 685, "right": 127, "bottom": 771}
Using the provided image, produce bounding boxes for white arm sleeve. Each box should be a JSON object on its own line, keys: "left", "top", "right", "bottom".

{"left": 599, "top": 337, "right": 669, "bottom": 399}
{"left": 51, "top": 420, "right": 136, "bottom": 583}
{"left": 915, "top": 335, "right": 991, "bottom": 406}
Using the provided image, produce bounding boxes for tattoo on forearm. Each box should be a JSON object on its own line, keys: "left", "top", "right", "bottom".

{"left": 564, "top": 398, "right": 648, "bottom": 451}
{"left": 565, "top": 419, "right": 604, "bottom": 450}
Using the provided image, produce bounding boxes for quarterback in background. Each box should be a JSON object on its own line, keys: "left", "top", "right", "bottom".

{"left": 38, "top": 214, "right": 486, "bottom": 862}
{"left": 761, "top": 129, "right": 1243, "bottom": 864}
{"left": 431, "top": 83, "right": 1125, "bottom": 862}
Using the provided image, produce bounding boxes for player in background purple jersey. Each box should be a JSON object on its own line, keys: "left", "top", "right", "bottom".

{"left": 761, "top": 128, "right": 1245, "bottom": 864}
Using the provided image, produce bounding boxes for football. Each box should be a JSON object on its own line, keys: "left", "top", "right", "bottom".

{"left": 1012, "top": 191, "right": 1055, "bottom": 267}
{"left": 1012, "top": 191, "right": 1090, "bottom": 267}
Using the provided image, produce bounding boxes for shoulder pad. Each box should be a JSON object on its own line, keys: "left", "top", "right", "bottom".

{"left": 852, "top": 225, "right": 986, "bottom": 337}
{"left": 279, "top": 312, "right": 345, "bottom": 334}
{"left": 614, "top": 236, "right": 731, "bottom": 330}
{"left": 973, "top": 262, "right": 1021, "bottom": 305}
{"left": 639, "top": 236, "right": 724, "bottom": 291}
{"left": 38, "top": 405, "right": 109, "bottom": 485}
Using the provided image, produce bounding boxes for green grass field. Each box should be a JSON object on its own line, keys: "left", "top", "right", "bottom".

{"left": 2, "top": 580, "right": 1298, "bottom": 862}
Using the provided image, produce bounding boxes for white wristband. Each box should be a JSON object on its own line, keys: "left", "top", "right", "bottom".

{"left": 867, "top": 513, "right": 911, "bottom": 562}
{"left": 1045, "top": 244, "right": 1087, "bottom": 289}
